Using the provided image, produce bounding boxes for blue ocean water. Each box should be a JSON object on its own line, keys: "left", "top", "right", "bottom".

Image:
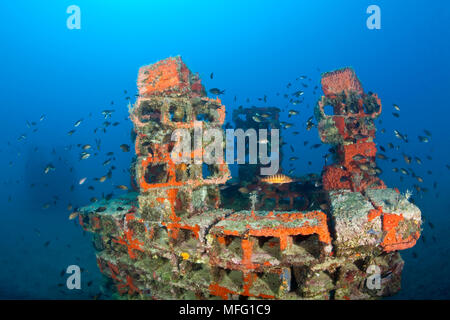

{"left": 0, "top": 0, "right": 448, "bottom": 299}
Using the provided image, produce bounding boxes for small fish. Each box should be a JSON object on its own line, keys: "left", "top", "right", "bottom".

{"left": 393, "top": 104, "right": 400, "bottom": 111}
{"left": 289, "top": 157, "right": 298, "bottom": 161}
{"left": 418, "top": 136, "right": 429, "bottom": 143}
{"left": 95, "top": 139, "right": 102, "bottom": 151}
{"left": 210, "top": 72, "right": 214, "bottom": 79}
{"left": 79, "top": 177, "right": 87, "bottom": 185}
{"left": 354, "top": 134, "right": 369, "bottom": 140}
{"left": 209, "top": 88, "right": 225, "bottom": 95}
{"left": 44, "top": 164, "right": 55, "bottom": 174}
{"left": 120, "top": 144, "right": 130, "bottom": 152}
{"left": 292, "top": 90, "right": 304, "bottom": 97}
{"left": 238, "top": 187, "right": 249, "bottom": 194}
{"left": 82, "top": 144, "right": 91, "bottom": 150}
{"left": 67, "top": 130, "right": 76, "bottom": 136}
{"left": 352, "top": 154, "right": 366, "bottom": 161}
{"left": 40, "top": 114, "right": 46, "bottom": 121}
{"left": 74, "top": 119, "right": 83, "bottom": 127}
{"left": 394, "top": 130, "right": 408, "bottom": 142}
{"left": 288, "top": 110, "right": 299, "bottom": 117}
{"left": 99, "top": 175, "right": 107, "bottom": 183}
{"left": 105, "top": 193, "right": 113, "bottom": 200}
{"left": 18, "top": 133, "right": 27, "bottom": 141}
{"left": 116, "top": 185, "right": 128, "bottom": 190}
{"left": 101, "top": 110, "right": 115, "bottom": 119}
{"left": 359, "top": 163, "right": 369, "bottom": 171}
{"left": 80, "top": 153, "right": 90, "bottom": 160}
{"left": 252, "top": 116, "right": 261, "bottom": 123}
{"left": 69, "top": 211, "right": 79, "bottom": 220}
{"left": 423, "top": 129, "right": 432, "bottom": 137}
{"left": 306, "top": 121, "right": 315, "bottom": 131}
{"left": 392, "top": 112, "right": 400, "bottom": 118}
{"left": 402, "top": 154, "right": 412, "bottom": 164}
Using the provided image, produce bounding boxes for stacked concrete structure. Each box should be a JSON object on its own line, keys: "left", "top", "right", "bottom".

{"left": 78, "top": 58, "right": 421, "bottom": 300}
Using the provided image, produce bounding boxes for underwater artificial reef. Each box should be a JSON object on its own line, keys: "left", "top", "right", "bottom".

{"left": 77, "top": 56, "right": 422, "bottom": 300}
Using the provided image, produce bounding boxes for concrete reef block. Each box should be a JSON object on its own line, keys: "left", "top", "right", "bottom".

{"left": 208, "top": 210, "right": 331, "bottom": 273}
{"left": 366, "top": 188, "right": 421, "bottom": 251}
{"left": 329, "top": 190, "right": 383, "bottom": 256}
{"left": 137, "top": 56, "right": 205, "bottom": 97}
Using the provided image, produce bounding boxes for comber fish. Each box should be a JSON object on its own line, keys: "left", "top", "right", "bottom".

{"left": 260, "top": 174, "right": 294, "bottom": 184}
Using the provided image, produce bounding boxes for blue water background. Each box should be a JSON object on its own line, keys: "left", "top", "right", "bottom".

{"left": 0, "top": 0, "right": 449, "bottom": 299}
